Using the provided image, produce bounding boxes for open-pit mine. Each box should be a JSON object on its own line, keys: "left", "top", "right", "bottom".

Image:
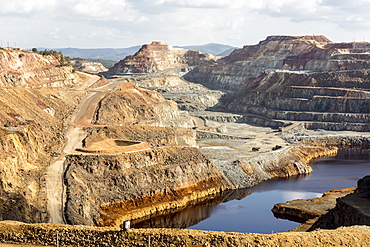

{"left": 0, "top": 36, "right": 370, "bottom": 246}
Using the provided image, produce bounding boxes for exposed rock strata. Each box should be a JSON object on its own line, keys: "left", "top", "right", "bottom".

{"left": 0, "top": 48, "right": 105, "bottom": 224}
{"left": 0, "top": 86, "right": 84, "bottom": 223}
{"left": 184, "top": 35, "right": 370, "bottom": 90}
{"left": 133, "top": 75, "right": 226, "bottom": 111}
{"left": 71, "top": 58, "right": 108, "bottom": 74}
{"left": 0, "top": 49, "right": 81, "bottom": 88}
{"left": 1, "top": 221, "right": 370, "bottom": 247}
{"left": 108, "top": 41, "right": 217, "bottom": 74}
{"left": 309, "top": 176, "right": 370, "bottom": 231}
{"left": 64, "top": 147, "right": 229, "bottom": 226}
{"left": 94, "top": 81, "right": 194, "bottom": 128}
{"left": 272, "top": 187, "right": 355, "bottom": 223}
{"left": 223, "top": 70, "right": 370, "bottom": 131}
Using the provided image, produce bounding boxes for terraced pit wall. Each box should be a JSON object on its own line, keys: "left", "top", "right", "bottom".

{"left": 64, "top": 146, "right": 230, "bottom": 227}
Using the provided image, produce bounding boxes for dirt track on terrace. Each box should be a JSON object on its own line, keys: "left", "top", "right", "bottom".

{"left": 46, "top": 73, "right": 124, "bottom": 224}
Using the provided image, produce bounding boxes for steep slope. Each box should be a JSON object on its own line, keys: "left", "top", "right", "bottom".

{"left": 0, "top": 48, "right": 101, "bottom": 223}
{"left": 184, "top": 35, "right": 370, "bottom": 90}
{"left": 71, "top": 58, "right": 108, "bottom": 74}
{"left": 94, "top": 81, "right": 194, "bottom": 128}
{"left": 0, "top": 87, "right": 84, "bottom": 222}
{"left": 0, "top": 48, "right": 83, "bottom": 88}
{"left": 309, "top": 175, "right": 370, "bottom": 231}
{"left": 107, "top": 41, "right": 217, "bottom": 74}
{"left": 64, "top": 146, "right": 229, "bottom": 226}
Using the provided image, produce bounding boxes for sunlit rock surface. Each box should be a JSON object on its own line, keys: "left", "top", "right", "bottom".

{"left": 107, "top": 41, "right": 217, "bottom": 74}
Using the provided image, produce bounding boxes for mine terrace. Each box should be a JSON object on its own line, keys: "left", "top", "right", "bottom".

{"left": 0, "top": 36, "right": 370, "bottom": 246}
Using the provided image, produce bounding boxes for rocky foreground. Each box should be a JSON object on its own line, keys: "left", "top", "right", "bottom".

{"left": 0, "top": 221, "right": 370, "bottom": 247}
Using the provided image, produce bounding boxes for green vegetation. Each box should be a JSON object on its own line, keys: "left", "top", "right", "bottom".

{"left": 85, "top": 58, "right": 118, "bottom": 68}
{"left": 18, "top": 53, "right": 25, "bottom": 58}
{"left": 37, "top": 49, "right": 71, "bottom": 66}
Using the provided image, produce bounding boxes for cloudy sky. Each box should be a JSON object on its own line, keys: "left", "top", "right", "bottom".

{"left": 1, "top": 0, "right": 370, "bottom": 49}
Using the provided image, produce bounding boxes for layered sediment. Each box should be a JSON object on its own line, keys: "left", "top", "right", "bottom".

{"left": 1, "top": 221, "right": 370, "bottom": 247}
{"left": 1, "top": 35, "right": 370, "bottom": 246}
{"left": 64, "top": 146, "right": 229, "bottom": 227}
{"left": 108, "top": 41, "right": 217, "bottom": 74}
{"left": 0, "top": 87, "right": 84, "bottom": 223}
{"left": 222, "top": 70, "right": 370, "bottom": 131}
{"left": 71, "top": 58, "right": 108, "bottom": 74}
{"left": 309, "top": 176, "right": 370, "bottom": 231}
{"left": 94, "top": 81, "right": 194, "bottom": 128}
{"left": 272, "top": 187, "right": 356, "bottom": 223}
{"left": 185, "top": 35, "right": 370, "bottom": 90}
{"left": 0, "top": 48, "right": 82, "bottom": 88}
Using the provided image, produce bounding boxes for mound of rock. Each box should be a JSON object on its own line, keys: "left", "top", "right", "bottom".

{"left": 108, "top": 41, "right": 217, "bottom": 74}
{"left": 185, "top": 35, "right": 370, "bottom": 90}
{"left": 0, "top": 48, "right": 80, "bottom": 87}
{"left": 94, "top": 81, "right": 194, "bottom": 128}
{"left": 71, "top": 58, "right": 108, "bottom": 74}
{"left": 309, "top": 175, "right": 370, "bottom": 231}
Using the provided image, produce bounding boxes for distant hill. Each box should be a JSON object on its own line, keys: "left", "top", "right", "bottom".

{"left": 175, "top": 43, "right": 237, "bottom": 56}
{"left": 38, "top": 46, "right": 141, "bottom": 62}
{"left": 40, "top": 43, "right": 236, "bottom": 62}
{"left": 217, "top": 47, "right": 237, "bottom": 56}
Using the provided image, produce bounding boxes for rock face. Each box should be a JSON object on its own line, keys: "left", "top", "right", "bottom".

{"left": 133, "top": 75, "right": 226, "bottom": 112}
{"left": 83, "top": 125, "right": 197, "bottom": 148}
{"left": 71, "top": 58, "right": 108, "bottom": 74}
{"left": 64, "top": 147, "right": 229, "bottom": 226}
{"left": 2, "top": 35, "right": 370, "bottom": 246}
{"left": 0, "top": 48, "right": 103, "bottom": 223}
{"left": 108, "top": 41, "right": 217, "bottom": 74}
{"left": 184, "top": 36, "right": 331, "bottom": 89}
{"left": 95, "top": 81, "right": 194, "bottom": 128}
{"left": 0, "top": 48, "right": 80, "bottom": 87}
{"left": 309, "top": 175, "right": 370, "bottom": 231}
{"left": 222, "top": 69, "right": 370, "bottom": 131}
{"left": 272, "top": 187, "right": 355, "bottom": 223}
{"left": 0, "top": 85, "right": 84, "bottom": 223}
{"left": 168, "top": 36, "right": 370, "bottom": 131}
{"left": 184, "top": 35, "right": 370, "bottom": 90}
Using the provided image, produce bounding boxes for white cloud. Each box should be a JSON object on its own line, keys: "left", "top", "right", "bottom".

{"left": 2, "top": 0, "right": 370, "bottom": 48}
{"left": 154, "top": 0, "right": 239, "bottom": 8}
{"left": 50, "top": 28, "right": 60, "bottom": 40}
{"left": 0, "top": 0, "right": 57, "bottom": 14}
{"left": 247, "top": 0, "right": 370, "bottom": 30}
{"left": 85, "top": 28, "right": 122, "bottom": 40}
{"left": 71, "top": 0, "right": 130, "bottom": 19}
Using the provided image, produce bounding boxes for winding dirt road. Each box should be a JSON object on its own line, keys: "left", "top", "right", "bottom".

{"left": 46, "top": 73, "right": 125, "bottom": 224}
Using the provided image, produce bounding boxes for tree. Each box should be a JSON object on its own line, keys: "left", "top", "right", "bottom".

{"left": 32, "top": 48, "right": 38, "bottom": 52}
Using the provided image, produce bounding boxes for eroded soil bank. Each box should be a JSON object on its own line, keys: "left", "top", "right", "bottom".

{"left": 1, "top": 221, "right": 370, "bottom": 247}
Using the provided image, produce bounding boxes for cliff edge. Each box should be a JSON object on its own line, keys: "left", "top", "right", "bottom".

{"left": 309, "top": 175, "right": 370, "bottom": 231}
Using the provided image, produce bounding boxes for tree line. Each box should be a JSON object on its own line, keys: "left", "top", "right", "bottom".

{"left": 31, "top": 48, "right": 71, "bottom": 66}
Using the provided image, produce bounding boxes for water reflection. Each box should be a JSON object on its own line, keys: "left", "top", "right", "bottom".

{"left": 132, "top": 148, "right": 370, "bottom": 233}
{"left": 132, "top": 189, "right": 251, "bottom": 229}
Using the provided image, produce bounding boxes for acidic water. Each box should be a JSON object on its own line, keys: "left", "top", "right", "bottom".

{"left": 133, "top": 148, "right": 370, "bottom": 233}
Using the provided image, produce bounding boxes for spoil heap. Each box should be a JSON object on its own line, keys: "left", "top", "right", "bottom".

{"left": 107, "top": 41, "right": 217, "bottom": 74}
{"left": 309, "top": 175, "right": 370, "bottom": 230}
{"left": 71, "top": 58, "right": 108, "bottom": 74}
{"left": 181, "top": 35, "right": 370, "bottom": 131}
